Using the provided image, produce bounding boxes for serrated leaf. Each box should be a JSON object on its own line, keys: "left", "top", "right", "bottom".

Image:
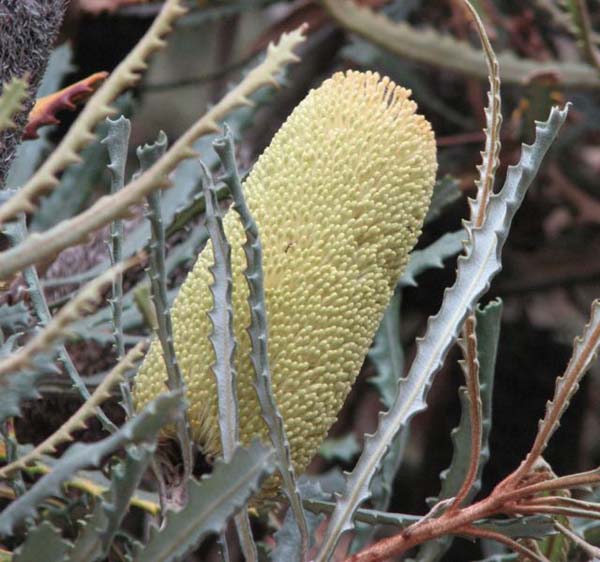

{"left": 0, "top": 391, "right": 183, "bottom": 536}
{"left": 31, "top": 96, "right": 134, "bottom": 232}
{"left": 438, "top": 299, "right": 502, "bottom": 499}
{"left": 526, "top": 298, "right": 600, "bottom": 470}
{"left": 420, "top": 300, "right": 503, "bottom": 561}
{"left": 202, "top": 164, "right": 239, "bottom": 459}
{"left": 467, "top": 0, "right": 502, "bottom": 230}
{"left": 135, "top": 441, "right": 275, "bottom": 562}
{"left": 272, "top": 480, "right": 328, "bottom": 562}
{"left": 143, "top": 131, "right": 194, "bottom": 483}
{"left": 400, "top": 231, "right": 465, "bottom": 288}
{"left": 213, "top": 127, "right": 309, "bottom": 558}
{"left": 54, "top": 30, "right": 305, "bottom": 282}
{"left": 66, "top": 444, "right": 154, "bottom": 562}
{"left": 13, "top": 521, "right": 71, "bottom": 562}
{"left": 23, "top": 72, "right": 107, "bottom": 140}
{"left": 104, "top": 115, "right": 132, "bottom": 414}
{"left": 314, "top": 105, "right": 570, "bottom": 562}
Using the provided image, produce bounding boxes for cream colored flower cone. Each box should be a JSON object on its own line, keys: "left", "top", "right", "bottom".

{"left": 133, "top": 70, "right": 437, "bottom": 479}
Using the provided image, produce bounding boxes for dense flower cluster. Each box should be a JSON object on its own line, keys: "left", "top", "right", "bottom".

{"left": 133, "top": 70, "right": 437, "bottom": 475}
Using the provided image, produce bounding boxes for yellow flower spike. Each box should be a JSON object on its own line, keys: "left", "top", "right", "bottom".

{"left": 133, "top": 70, "right": 437, "bottom": 479}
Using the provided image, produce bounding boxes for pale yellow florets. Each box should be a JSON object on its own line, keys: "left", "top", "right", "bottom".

{"left": 133, "top": 70, "right": 437, "bottom": 475}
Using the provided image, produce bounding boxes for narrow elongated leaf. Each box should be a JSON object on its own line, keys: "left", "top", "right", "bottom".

{"left": 438, "top": 299, "right": 502, "bottom": 500}
{"left": 136, "top": 441, "right": 275, "bottom": 562}
{"left": 523, "top": 298, "right": 600, "bottom": 471}
{"left": 213, "top": 127, "right": 309, "bottom": 559}
{"left": 143, "top": 132, "right": 194, "bottom": 492}
{"left": 273, "top": 480, "right": 328, "bottom": 562}
{"left": 104, "top": 115, "right": 133, "bottom": 416}
{"left": 202, "top": 164, "right": 239, "bottom": 459}
{"left": 0, "top": 391, "right": 182, "bottom": 535}
{"left": 419, "top": 299, "right": 503, "bottom": 561}
{"left": 201, "top": 160, "right": 256, "bottom": 561}
{"left": 13, "top": 521, "right": 71, "bottom": 562}
{"left": 314, "top": 105, "right": 569, "bottom": 562}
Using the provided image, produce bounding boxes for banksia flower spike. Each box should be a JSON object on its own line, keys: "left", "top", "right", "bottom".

{"left": 133, "top": 70, "right": 437, "bottom": 478}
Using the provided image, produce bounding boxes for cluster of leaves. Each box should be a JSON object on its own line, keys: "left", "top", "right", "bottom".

{"left": 0, "top": 1, "right": 598, "bottom": 562}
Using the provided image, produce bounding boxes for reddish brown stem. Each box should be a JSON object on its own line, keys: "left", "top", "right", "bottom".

{"left": 459, "top": 524, "right": 549, "bottom": 561}
{"left": 524, "top": 495, "right": 600, "bottom": 512}
{"left": 510, "top": 504, "right": 600, "bottom": 520}
{"left": 343, "top": 464, "right": 600, "bottom": 562}
{"left": 498, "top": 467, "right": 600, "bottom": 501}
{"left": 449, "top": 315, "right": 482, "bottom": 511}
{"left": 343, "top": 492, "right": 507, "bottom": 562}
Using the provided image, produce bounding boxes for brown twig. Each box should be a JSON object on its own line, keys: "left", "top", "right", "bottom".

{"left": 554, "top": 520, "right": 600, "bottom": 558}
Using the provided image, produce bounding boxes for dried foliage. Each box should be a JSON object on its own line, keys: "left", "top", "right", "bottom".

{"left": 23, "top": 72, "right": 108, "bottom": 140}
